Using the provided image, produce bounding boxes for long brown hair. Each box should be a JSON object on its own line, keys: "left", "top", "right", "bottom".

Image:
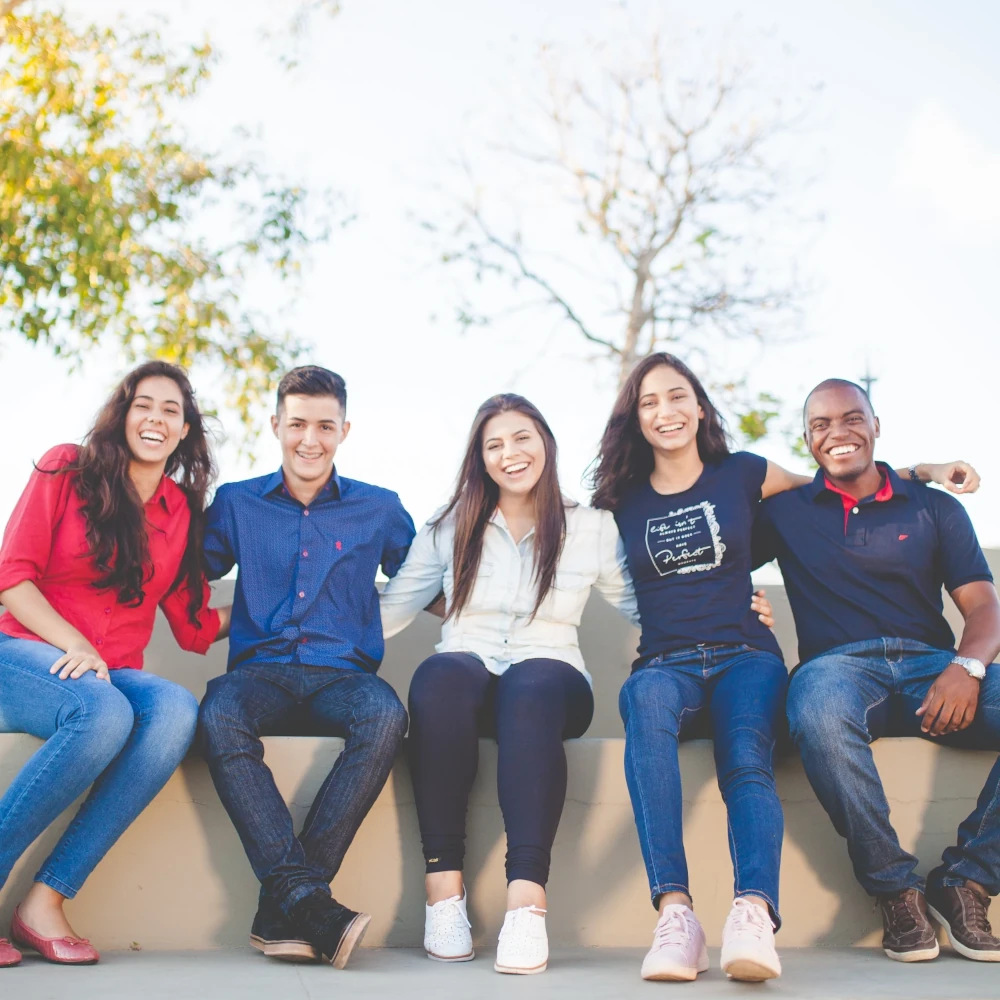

{"left": 590, "top": 353, "right": 730, "bottom": 511}
{"left": 53, "top": 361, "right": 216, "bottom": 624}
{"left": 432, "top": 394, "right": 570, "bottom": 621}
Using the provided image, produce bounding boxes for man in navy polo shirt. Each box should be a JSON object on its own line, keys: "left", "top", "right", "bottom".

{"left": 198, "top": 366, "right": 415, "bottom": 969}
{"left": 754, "top": 379, "right": 1000, "bottom": 964}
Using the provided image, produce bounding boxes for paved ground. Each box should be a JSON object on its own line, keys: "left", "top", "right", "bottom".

{"left": 4, "top": 947, "right": 998, "bottom": 1000}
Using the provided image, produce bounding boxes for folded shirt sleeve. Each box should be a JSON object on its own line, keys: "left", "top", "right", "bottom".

{"left": 0, "top": 445, "right": 78, "bottom": 594}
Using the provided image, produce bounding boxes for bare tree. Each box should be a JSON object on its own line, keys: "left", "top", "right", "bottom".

{"left": 428, "top": 32, "right": 817, "bottom": 435}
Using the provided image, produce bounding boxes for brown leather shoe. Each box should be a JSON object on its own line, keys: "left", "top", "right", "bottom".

{"left": 926, "top": 882, "right": 1000, "bottom": 962}
{"left": 877, "top": 888, "right": 939, "bottom": 962}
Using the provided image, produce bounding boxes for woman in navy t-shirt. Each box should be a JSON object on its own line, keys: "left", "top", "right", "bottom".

{"left": 590, "top": 352, "right": 964, "bottom": 984}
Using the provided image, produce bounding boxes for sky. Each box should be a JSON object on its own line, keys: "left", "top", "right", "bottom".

{"left": 2, "top": 0, "right": 999, "bottom": 547}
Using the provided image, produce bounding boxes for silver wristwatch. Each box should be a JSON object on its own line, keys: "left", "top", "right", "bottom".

{"left": 951, "top": 655, "right": 987, "bottom": 680}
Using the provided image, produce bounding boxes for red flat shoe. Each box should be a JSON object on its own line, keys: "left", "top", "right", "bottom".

{"left": 0, "top": 938, "right": 22, "bottom": 967}
{"left": 10, "top": 908, "right": 100, "bottom": 965}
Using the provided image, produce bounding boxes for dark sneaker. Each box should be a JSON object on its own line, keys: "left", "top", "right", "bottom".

{"left": 877, "top": 888, "right": 939, "bottom": 962}
{"left": 250, "top": 895, "right": 318, "bottom": 962}
{"left": 288, "top": 890, "right": 371, "bottom": 969}
{"left": 926, "top": 882, "right": 1000, "bottom": 962}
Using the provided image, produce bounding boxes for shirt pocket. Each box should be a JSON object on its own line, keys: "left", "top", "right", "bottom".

{"left": 464, "top": 560, "right": 497, "bottom": 613}
{"left": 545, "top": 568, "right": 590, "bottom": 622}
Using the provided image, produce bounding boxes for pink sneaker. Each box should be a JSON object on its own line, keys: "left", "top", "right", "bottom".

{"left": 640, "top": 904, "right": 709, "bottom": 981}
{"left": 720, "top": 898, "right": 781, "bottom": 981}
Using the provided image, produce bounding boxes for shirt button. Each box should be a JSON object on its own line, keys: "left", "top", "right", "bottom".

{"left": 852, "top": 506, "right": 859, "bottom": 514}
{"left": 104, "top": 607, "right": 111, "bottom": 615}
{"left": 96, "top": 639, "right": 104, "bottom": 646}
{"left": 303, "top": 509, "right": 309, "bottom": 516}
{"left": 298, "top": 591, "right": 305, "bottom": 598}
{"left": 302, "top": 550, "right": 309, "bottom": 557}
{"left": 300, "top": 637, "right": 307, "bottom": 644}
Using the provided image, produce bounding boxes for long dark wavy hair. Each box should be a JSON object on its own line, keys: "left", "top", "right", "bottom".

{"left": 52, "top": 361, "right": 216, "bottom": 624}
{"left": 432, "top": 394, "right": 571, "bottom": 621}
{"left": 590, "top": 353, "right": 730, "bottom": 511}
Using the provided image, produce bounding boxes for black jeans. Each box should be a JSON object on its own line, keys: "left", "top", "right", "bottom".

{"left": 407, "top": 652, "right": 593, "bottom": 887}
{"left": 198, "top": 663, "right": 407, "bottom": 913}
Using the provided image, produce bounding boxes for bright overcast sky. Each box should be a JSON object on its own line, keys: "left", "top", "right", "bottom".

{"left": 2, "top": 0, "right": 999, "bottom": 546}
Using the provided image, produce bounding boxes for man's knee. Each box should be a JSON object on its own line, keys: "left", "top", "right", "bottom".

{"left": 787, "top": 665, "right": 867, "bottom": 752}
{"left": 198, "top": 677, "right": 255, "bottom": 757}
{"left": 354, "top": 677, "right": 408, "bottom": 744}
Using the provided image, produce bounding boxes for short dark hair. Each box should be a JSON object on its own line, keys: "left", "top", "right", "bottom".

{"left": 802, "top": 378, "right": 873, "bottom": 427}
{"left": 276, "top": 366, "right": 347, "bottom": 413}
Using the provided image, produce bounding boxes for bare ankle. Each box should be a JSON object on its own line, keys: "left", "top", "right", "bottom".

{"left": 658, "top": 891, "right": 693, "bottom": 915}
{"left": 425, "top": 871, "right": 464, "bottom": 906}
{"left": 506, "top": 879, "right": 546, "bottom": 912}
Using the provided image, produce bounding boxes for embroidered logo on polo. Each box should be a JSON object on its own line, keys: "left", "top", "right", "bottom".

{"left": 646, "top": 501, "right": 726, "bottom": 577}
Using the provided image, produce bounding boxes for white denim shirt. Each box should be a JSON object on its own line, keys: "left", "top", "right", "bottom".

{"left": 379, "top": 503, "right": 638, "bottom": 684}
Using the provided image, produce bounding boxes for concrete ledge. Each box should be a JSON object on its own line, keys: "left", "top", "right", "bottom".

{"left": 1, "top": 734, "right": 995, "bottom": 950}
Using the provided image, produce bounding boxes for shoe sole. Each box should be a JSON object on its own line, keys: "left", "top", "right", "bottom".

{"left": 883, "top": 943, "right": 939, "bottom": 962}
{"left": 642, "top": 967, "right": 700, "bottom": 982}
{"left": 426, "top": 948, "right": 475, "bottom": 963}
{"left": 493, "top": 959, "right": 547, "bottom": 975}
{"left": 926, "top": 904, "right": 1000, "bottom": 962}
{"left": 328, "top": 912, "right": 371, "bottom": 970}
{"left": 722, "top": 957, "right": 781, "bottom": 982}
{"left": 250, "top": 934, "right": 319, "bottom": 962}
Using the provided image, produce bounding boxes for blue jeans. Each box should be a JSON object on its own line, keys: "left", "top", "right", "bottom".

{"left": 787, "top": 638, "right": 1000, "bottom": 896}
{"left": 198, "top": 663, "right": 407, "bottom": 913}
{"left": 0, "top": 635, "right": 199, "bottom": 897}
{"left": 619, "top": 644, "right": 787, "bottom": 925}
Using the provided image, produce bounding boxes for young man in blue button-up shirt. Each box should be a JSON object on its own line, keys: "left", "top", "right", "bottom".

{"left": 198, "top": 366, "right": 415, "bottom": 969}
{"left": 754, "top": 379, "right": 1000, "bottom": 964}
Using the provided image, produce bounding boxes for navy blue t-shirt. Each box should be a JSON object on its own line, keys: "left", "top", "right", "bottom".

{"left": 753, "top": 465, "right": 993, "bottom": 664}
{"left": 614, "top": 451, "right": 782, "bottom": 664}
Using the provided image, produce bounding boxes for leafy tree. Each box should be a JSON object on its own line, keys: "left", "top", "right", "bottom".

{"left": 0, "top": 2, "right": 332, "bottom": 436}
{"left": 428, "top": 32, "right": 817, "bottom": 441}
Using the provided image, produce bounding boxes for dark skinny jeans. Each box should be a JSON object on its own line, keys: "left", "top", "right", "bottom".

{"left": 408, "top": 653, "right": 593, "bottom": 888}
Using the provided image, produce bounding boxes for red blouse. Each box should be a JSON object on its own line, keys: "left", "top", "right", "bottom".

{"left": 0, "top": 444, "right": 220, "bottom": 669}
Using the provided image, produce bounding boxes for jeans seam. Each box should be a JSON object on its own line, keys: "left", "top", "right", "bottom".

{"left": 626, "top": 703, "right": 663, "bottom": 895}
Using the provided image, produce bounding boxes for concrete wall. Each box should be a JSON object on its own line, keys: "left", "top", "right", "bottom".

{"left": 0, "top": 551, "right": 998, "bottom": 951}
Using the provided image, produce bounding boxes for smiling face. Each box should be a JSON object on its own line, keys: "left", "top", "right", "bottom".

{"left": 481, "top": 410, "right": 546, "bottom": 498}
{"left": 124, "top": 376, "right": 189, "bottom": 469}
{"left": 636, "top": 364, "right": 704, "bottom": 455}
{"left": 804, "top": 384, "right": 880, "bottom": 482}
{"left": 271, "top": 393, "right": 350, "bottom": 489}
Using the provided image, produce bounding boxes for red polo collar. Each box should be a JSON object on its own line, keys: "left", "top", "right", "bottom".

{"left": 823, "top": 473, "right": 894, "bottom": 533}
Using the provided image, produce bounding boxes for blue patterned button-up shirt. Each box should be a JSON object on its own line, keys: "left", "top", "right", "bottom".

{"left": 204, "top": 468, "right": 415, "bottom": 672}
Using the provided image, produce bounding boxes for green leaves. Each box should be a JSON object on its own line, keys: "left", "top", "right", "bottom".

{"left": 0, "top": 5, "right": 329, "bottom": 445}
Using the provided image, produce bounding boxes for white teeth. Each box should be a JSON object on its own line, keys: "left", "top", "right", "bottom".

{"left": 140, "top": 433, "right": 165, "bottom": 443}
{"left": 829, "top": 445, "right": 859, "bottom": 457}
{"left": 504, "top": 462, "right": 529, "bottom": 474}
{"left": 657, "top": 423, "right": 684, "bottom": 433}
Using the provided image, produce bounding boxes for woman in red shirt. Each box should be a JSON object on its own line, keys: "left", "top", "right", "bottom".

{"left": 0, "top": 361, "right": 229, "bottom": 968}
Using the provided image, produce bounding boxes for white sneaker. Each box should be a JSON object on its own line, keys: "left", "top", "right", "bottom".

{"left": 720, "top": 898, "right": 782, "bottom": 981}
{"left": 424, "top": 891, "right": 474, "bottom": 962}
{"left": 494, "top": 906, "right": 548, "bottom": 975}
{"left": 641, "top": 904, "right": 709, "bottom": 981}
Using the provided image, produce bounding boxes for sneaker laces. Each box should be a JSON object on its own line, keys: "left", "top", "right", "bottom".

{"left": 727, "top": 899, "right": 770, "bottom": 939}
{"left": 961, "top": 887, "right": 993, "bottom": 935}
{"left": 428, "top": 895, "right": 471, "bottom": 937}
{"left": 653, "top": 908, "right": 693, "bottom": 949}
{"left": 881, "top": 892, "right": 919, "bottom": 933}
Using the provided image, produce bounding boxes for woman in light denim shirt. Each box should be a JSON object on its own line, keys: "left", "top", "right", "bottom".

{"left": 380, "top": 392, "right": 775, "bottom": 975}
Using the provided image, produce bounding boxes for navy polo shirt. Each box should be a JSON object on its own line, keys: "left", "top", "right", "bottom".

{"left": 753, "top": 464, "right": 993, "bottom": 664}
{"left": 204, "top": 468, "right": 415, "bottom": 672}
